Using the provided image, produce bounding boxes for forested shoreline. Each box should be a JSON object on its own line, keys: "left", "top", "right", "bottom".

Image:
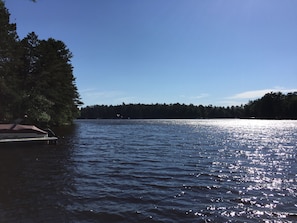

{"left": 80, "top": 92, "right": 297, "bottom": 120}
{"left": 0, "top": 1, "right": 82, "bottom": 126}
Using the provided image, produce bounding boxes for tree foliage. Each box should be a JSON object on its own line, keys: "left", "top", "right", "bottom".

{"left": 0, "top": 1, "right": 82, "bottom": 126}
{"left": 80, "top": 103, "right": 245, "bottom": 119}
{"left": 80, "top": 92, "right": 297, "bottom": 120}
{"left": 246, "top": 92, "right": 297, "bottom": 119}
{"left": 0, "top": 0, "right": 21, "bottom": 121}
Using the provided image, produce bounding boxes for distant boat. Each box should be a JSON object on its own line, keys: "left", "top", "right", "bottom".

{"left": 0, "top": 124, "right": 57, "bottom": 144}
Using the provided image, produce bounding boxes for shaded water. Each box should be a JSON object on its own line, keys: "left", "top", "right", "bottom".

{"left": 0, "top": 119, "right": 297, "bottom": 222}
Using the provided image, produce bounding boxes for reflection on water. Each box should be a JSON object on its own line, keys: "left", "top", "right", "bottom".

{"left": 202, "top": 120, "right": 297, "bottom": 220}
{"left": 0, "top": 119, "right": 296, "bottom": 222}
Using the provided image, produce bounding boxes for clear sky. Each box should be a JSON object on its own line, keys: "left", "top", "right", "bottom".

{"left": 5, "top": 0, "right": 297, "bottom": 106}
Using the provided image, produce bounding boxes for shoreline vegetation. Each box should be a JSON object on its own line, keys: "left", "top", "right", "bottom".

{"left": 79, "top": 92, "right": 297, "bottom": 120}
{"left": 0, "top": 1, "right": 82, "bottom": 126}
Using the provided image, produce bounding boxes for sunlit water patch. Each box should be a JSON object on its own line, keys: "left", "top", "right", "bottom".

{"left": 0, "top": 119, "right": 296, "bottom": 222}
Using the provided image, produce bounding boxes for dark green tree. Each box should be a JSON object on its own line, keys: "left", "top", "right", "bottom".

{"left": 1, "top": 1, "right": 82, "bottom": 125}
{"left": 286, "top": 92, "right": 297, "bottom": 118}
{"left": 31, "top": 38, "right": 82, "bottom": 125}
{"left": 0, "top": 0, "right": 22, "bottom": 121}
{"left": 18, "top": 34, "right": 82, "bottom": 125}
{"left": 18, "top": 33, "right": 40, "bottom": 108}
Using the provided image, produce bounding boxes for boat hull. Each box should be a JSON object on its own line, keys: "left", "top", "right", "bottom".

{"left": 0, "top": 136, "right": 58, "bottom": 143}
{"left": 0, "top": 124, "right": 57, "bottom": 144}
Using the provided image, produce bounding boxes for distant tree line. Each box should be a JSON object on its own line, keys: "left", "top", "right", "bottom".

{"left": 80, "top": 92, "right": 297, "bottom": 120}
{"left": 0, "top": 1, "right": 82, "bottom": 126}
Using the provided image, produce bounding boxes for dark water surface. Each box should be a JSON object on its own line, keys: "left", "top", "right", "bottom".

{"left": 0, "top": 119, "right": 297, "bottom": 222}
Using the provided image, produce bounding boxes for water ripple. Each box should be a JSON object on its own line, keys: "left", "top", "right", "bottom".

{"left": 0, "top": 119, "right": 297, "bottom": 222}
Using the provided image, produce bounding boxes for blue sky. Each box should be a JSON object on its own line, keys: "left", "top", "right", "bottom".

{"left": 5, "top": 0, "right": 297, "bottom": 106}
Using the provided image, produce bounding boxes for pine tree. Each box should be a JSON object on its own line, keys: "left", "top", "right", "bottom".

{"left": 0, "top": 0, "right": 21, "bottom": 121}
{"left": 20, "top": 36, "right": 82, "bottom": 125}
{"left": 1, "top": 1, "right": 82, "bottom": 125}
{"left": 36, "top": 38, "right": 82, "bottom": 125}
{"left": 18, "top": 32, "right": 52, "bottom": 124}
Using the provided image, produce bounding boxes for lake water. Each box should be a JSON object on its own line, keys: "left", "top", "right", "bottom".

{"left": 0, "top": 119, "right": 297, "bottom": 222}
